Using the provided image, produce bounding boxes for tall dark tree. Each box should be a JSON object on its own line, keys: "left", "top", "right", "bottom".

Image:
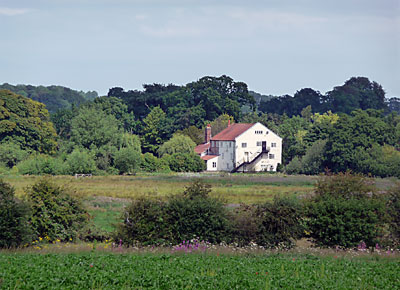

{"left": 325, "top": 77, "right": 387, "bottom": 114}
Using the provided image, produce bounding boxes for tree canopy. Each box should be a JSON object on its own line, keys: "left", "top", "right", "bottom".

{"left": 0, "top": 83, "right": 97, "bottom": 113}
{"left": 0, "top": 89, "right": 57, "bottom": 154}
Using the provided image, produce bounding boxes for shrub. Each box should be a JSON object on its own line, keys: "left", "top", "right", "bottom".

{"left": 306, "top": 196, "right": 385, "bottom": 248}
{"left": 314, "top": 171, "right": 375, "bottom": 200}
{"left": 65, "top": 149, "right": 96, "bottom": 174}
{"left": 164, "top": 194, "right": 230, "bottom": 244}
{"left": 114, "top": 147, "right": 141, "bottom": 174}
{"left": 141, "top": 153, "right": 170, "bottom": 172}
{"left": 115, "top": 180, "right": 231, "bottom": 245}
{"left": 230, "top": 204, "right": 258, "bottom": 246}
{"left": 17, "top": 155, "right": 66, "bottom": 175}
{"left": 27, "top": 179, "right": 89, "bottom": 242}
{"left": 115, "top": 198, "right": 167, "bottom": 246}
{"left": 158, "top": 134, "right": 196, "bottom": 157}
{"left": 305, "top": 172, "right": 386, "bottom": 248}
{"left": 165, "top": 153, "right": 205, "bottom": 172}
{"left": 182, "top": 179, "right": 211, "bottom": 199}
{"left": 164, "top": 180, "right": 230, "bottom": 244}
{"left": 0, "top": 180, "right": 32, "bottom": 248}
{"left": 387, "top": 184, "right": 400, "bottom": 246}
{"left": 0, "top": 142, "right": 29, "bottom": 168}
{"left": 254, "top": 196, "right": 304, "bottom": 248}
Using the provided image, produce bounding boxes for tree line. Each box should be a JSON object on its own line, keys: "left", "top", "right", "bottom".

{"left": 0, "top": 75, "right": 399, "bottom": 177}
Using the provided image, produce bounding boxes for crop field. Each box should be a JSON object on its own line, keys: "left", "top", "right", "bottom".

{"left": 0, "top": 252, "right": 399, "bottom": 289}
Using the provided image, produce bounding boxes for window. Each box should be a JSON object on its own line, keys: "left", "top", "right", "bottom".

{"left": 255, "top": 130, "right": 263, "bottom": 134}
{"left": 211, "top": 141, "right": 214, "bottom": 147}
{"left": 256, "top": 141, "right": 262, "bottom": 146}
{"left": 271, "top": 143, "right": 276, "bottom": 148}
{"left": 242, "top": 143, "right": 247, "bottom": 148}
{"left": 212, "top": 162, "right": 216, "bottom": 168}
{"left": 230, "top": 153, "right": 233, "bottom": 159}
{"left": 269, "top": 154, "right": 275, "bottom": 159}
{"left": 229, "top": 142, "right": 232, "bottom": 148}
{"left": 221, "top": 153, "right": 224, "bottom": 159}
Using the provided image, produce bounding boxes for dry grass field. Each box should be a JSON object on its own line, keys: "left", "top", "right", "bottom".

{"left": 2, "top": 173, "right": 320, "bottom": 203}
{"left": 2, "top": 173, "right": 397, "bottom": 234}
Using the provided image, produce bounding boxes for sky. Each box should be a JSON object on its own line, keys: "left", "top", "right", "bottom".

{"left": 0, "top": 0, "right": 399, "bottom": 97}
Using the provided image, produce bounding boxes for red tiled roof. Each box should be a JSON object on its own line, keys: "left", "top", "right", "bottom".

{"left": 211, "top": 123, "right": 255, "bottom": 141}
{"left": 201, "top": 155, "right": 218, "bottom": 161}
{"left": 194, "top": 143, "right": 210, "bottom": 154}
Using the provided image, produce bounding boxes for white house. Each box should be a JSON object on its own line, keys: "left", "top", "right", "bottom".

{"left": 195, "top": 122, "right": 282, "bottom": 172}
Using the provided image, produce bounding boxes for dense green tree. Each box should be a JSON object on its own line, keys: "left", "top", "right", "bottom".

{"left": 187, "top": 75, "right": 255, "bottom": 121}
{"left": 92, "top": 96, "right": 136, "bottom": 132}
{"left": 208, "top": 114, "right": 235, "bottom": 137}
{"left": 50, "top": 107, "right": 77, "bottom": 139}
{"left": 164, "top": 153, "right": 206, "bottom": 172}
{"left": 140, "top": 152, "right": 170, "bottom": 172}
{"left": 386, "top": 97, "right": 400, "bottom": 114}
{"left": 114, "top": 147, "right": 141, "bottom": 174}
{"left": 324, "top": 110, "right": 395, "bottom": 172}
{"left": 0, "top": 83, "right": 96, "bottom": 113}
{"left": 0, "top": 141, "right": 29, "bottom": 168}
{"left": 70, "top": 107, "right": 120, "bottom": 149}
{"left": 325, "top": 77, "right": 387, "bottom": 114}
{"left": 141, "top": 106, "right": 169, "bottom": 154}
{"left": 353, "top": 145, "right": 400, "bottom": 178}
{"left": 158, "top": 134, "right": 196, "bottom": 157}
{"left": 0, "top": 90, "right": 57, "bottom": 154}
{"left": 176, "top": 126, "right": 204, "bottom": 145}
{"left": 285, "top": 139, "right": 327, "bottom": 175}
{"left": 65, "top": 149, "right": 96, "bottom": 174}
{"left": 277, "top": 115, "right": 309, "bottom": 164}
{"left": 259, "top": 77, "right": 388, "bottom": 116}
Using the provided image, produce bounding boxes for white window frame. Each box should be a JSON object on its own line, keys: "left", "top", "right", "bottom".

{"left": 271, "top": 143, "right": 276, "bottom": 148}
{"left": 212, "top": 162, "right": 216, "bottom": 168}
{"left": 269, "top": 154, "right": 275, "bottom": 159}
{"left": 242, "top": 143, "right": 247, "bottom": 148}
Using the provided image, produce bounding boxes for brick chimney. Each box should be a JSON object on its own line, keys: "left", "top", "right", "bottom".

{"left": 205, "top": 124, "right": 211, "bottom": 143}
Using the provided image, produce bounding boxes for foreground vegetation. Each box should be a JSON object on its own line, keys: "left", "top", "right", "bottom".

{"left": 1, "top": 173, "right": 400, "bottom": 251}
{"left": 0, "top": 252, "right": 398, "bottom": 289}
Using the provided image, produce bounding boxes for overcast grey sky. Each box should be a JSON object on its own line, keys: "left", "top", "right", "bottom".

{"left": 0, "top": 0, "right": 399, "bottom": 97}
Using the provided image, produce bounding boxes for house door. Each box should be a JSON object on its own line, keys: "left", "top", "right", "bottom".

{"left": 262, "top": 141, "right": 267, "bottom": 152}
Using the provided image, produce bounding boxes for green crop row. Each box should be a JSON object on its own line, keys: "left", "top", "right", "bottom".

{"left": 0, "top": 253, "right": 399, "bottom": 289}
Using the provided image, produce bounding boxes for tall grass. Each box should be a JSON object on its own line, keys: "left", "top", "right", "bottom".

{"left": 1, "top": 173, "right": 317, "bottom": 203}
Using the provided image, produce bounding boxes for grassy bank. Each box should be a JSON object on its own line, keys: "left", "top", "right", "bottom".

{"left": 0, "top": 252, "right": 398, "bottom": 289}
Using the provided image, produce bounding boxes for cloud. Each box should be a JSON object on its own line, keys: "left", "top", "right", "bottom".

{"left": 0, "top": 7, "right": 29, "bottom": 16}
{"left": 140, "top": 24, "right": 204, "bottom": 38}
{"left": 227, "top": 8, "right": 328, "bottom": 29}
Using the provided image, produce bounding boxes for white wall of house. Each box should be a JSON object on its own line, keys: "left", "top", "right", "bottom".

{"left": 215, "top": 141, "right": 235, "bottom": 171}
{"left": 206, "top": 156, "right": 219, "bottom": 171}
{"left": 234, "top": 123, "right": 282, "bottom": 172}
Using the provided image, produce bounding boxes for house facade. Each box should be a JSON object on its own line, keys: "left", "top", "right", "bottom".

{"left": 195, "top": 122, "right": 282, "bottom": 172}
